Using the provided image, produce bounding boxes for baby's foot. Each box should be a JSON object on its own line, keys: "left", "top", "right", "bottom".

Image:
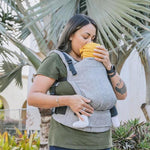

{"left": 73, "top": 115, "right": 89, "bottom": 128}
{"left": 112, "top": 115, "right": 120, "bottom": 128}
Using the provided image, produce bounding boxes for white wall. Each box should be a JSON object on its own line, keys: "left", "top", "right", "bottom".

{"left": 1, "top": 76, "right": 28, "bottom": 120}
{"left": 1, "top": 77, "right": 28, "bottom": 109}
{"left": 118, "top": 50, "right": 146, "bottom": 123}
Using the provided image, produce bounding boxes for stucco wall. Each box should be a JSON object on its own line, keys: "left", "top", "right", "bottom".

{"left": 118, "top": 50, "right": 146, "bottom": 123}
{"left": 0, "top": 76, "right": 28, "bottom": 120}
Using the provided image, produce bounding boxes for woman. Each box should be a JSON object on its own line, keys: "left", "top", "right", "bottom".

{"left": 27, "top": 14, "right": 127, "bottom": 150}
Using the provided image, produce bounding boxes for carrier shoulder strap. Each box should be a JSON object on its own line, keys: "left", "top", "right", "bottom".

{"left": 51, "top": 51, "right": 77, "bottom": 95}
{"left": 51, "top": 51, "right": 77, "bottom": 115}
{"left": 51, "top": 52, "right": 77, "bottom": 95}
{"left": 62, "top": 52, "right": 77, "bottom": 75}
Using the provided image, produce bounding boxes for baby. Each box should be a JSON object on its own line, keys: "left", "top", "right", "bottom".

{"left": 72, "top": 42, "right": 120, "bottom": 128}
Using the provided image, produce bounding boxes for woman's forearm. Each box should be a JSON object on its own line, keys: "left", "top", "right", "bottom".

{"left": 27, "top": 92, "right": 70, "bottom": 108}
{"left": 108, "top": 73, "right": 127, "bottom": 100}
{"left": 27, "top": 92, "right": 94, "bottom": 120}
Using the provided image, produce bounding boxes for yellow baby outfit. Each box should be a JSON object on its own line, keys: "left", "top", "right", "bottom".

{"left": 80, "top": 42, "right": 100, "bottom": 58}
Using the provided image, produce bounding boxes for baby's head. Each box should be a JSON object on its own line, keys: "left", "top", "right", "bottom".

{"left": 80, "top": 42, "right": 100, "bottom": 58}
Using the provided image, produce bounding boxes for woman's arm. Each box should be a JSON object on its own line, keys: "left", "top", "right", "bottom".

{"left": 27, "top": 75, "right": 64, "bottom": 108}
{"left": 93, "top": 45, "right": 127, "bottom": 100}
{"left": 27, "top": 75, "right": 94, "bottom": 120}
{"left": 106, "top": 70, "right": 127, "bottom": 100}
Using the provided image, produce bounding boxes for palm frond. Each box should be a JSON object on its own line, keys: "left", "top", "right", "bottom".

{"left": 24, "top": 0, "right": 77, "bottom": 48}
{"left": 0, "top": 46, "right": 32, "bottom": 66}
{"left": 47, "top": 0, "right": 77, "bottom": 47}
{"left": 0, "top": 61, "right": 24, "bottom": 92}
{"left": 1, "top": 0, "right": 150, "bottom": 56}
{"left": 0, "top": 0, "right": 32, "bottom": 43}
{"left": 2, "top": 0, "right": 20, "bottom": 15}
{"left": 0, "top": 46, "right": 30, "bottom": 92}
{"left": 0, "top": 23, "right": 41, "bottom": 69}
{"left": 86, "top": 0, "right": 150, "bottom": 54}
{"left": 18, "top": 27, "right": 31, "bottom": 41}
{"left": 22, "top": 0, "right": 150, "bottom": 55}
{"left": 0, "top": 45, "right": 33, "bottom": 92}
{"left": 137, "top": 29, "right": 150, "bottom": 53}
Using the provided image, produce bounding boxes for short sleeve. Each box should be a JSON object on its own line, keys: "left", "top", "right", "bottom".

{"left": 36, "top": 52, "right": 67, "bottom": 80}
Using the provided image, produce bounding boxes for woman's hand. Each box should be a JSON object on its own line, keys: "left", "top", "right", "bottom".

{"left": 93, "top": 45, "right": 112, "bottom": 70}
{"left": 68, "top": 95, "right": 94, "bottom": 121}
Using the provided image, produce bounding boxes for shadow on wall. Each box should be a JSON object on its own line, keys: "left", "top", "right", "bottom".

{"left": 0, "top": 95, "right": 9, "bottom": 120}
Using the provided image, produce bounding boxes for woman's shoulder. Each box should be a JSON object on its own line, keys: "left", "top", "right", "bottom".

{"left": 42, "top": 50, "right": 63, "bottom": 64}
{"left": 37, "top": 50, "right": 66, "bottom": 79}
{"left": 47, "top": 50, "right": 61, "bottom": 59}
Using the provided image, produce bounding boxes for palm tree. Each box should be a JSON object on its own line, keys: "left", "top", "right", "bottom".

{"left": 0, "top": 0, "right": 150, "bottom": 149}
{"left": 137, "top": 31, "right": 150, "bottom": 121}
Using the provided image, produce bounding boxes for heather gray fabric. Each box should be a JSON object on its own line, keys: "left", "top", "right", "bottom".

{"left": 51, "top": 50, "right": 117, "bottom": 132}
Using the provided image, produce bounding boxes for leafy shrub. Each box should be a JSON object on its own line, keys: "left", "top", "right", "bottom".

{"left": 112, "top": 118, "right": 150, "bottom": 150}
{"left": 0, "top": 127, "right": 40, "bottom": 150}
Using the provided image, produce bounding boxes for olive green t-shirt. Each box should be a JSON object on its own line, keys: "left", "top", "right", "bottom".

{"left": 37, "top": 52, "right": 112, "bottom": 149}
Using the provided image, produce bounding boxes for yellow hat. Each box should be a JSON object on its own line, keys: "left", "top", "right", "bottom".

{"left": 80, "top": 42, "right": 100, "bottom": 58}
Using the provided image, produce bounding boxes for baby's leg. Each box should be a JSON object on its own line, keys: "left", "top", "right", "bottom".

{"left": 110, "top": 106, "right": 120, "bottom": 128}
{"left": 73, "top": 115, "right": 89, "bottom": 128}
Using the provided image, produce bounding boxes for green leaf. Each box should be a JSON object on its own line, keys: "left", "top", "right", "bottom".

{"left": 0, "top": 61, "right": 24, "bottom": 92}
{"left": 137, "top": 29, "right": 150, "bottom": 52}
{"left": 86, "top": 0, "right": 150, "bottom": 54}
{"left": 0, "top": 23, "right": 41, "bottom": 69}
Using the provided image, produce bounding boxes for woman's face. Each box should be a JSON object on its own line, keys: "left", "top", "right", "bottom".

{"left": 69, "top": 23, "right": 96, "bottom": 60}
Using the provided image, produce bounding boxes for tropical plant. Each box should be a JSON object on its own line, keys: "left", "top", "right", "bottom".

{"left": 112, "top": 118, "right": 150, "bottom": 150}
{"left": 0, "top": 128, "right": 40, "bottom": 150}
{"left": 0, "top": 0, "right": 150, "bottom": 149}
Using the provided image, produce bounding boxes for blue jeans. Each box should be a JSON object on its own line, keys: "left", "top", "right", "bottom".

{"left": 50, "top": 146, "right": 111, "bottom": 150}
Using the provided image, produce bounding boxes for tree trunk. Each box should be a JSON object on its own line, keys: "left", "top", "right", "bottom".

{"left": 39, "top": 108, "right": 52, "bottom": 150}
{"left": 145, "top": 67, "right": 150, "bottom": 104}
{"left": 139, "top": 50, "right": 150, "bottom": 121}
{"left": 141, "top": 103, "right": 150, "bottom": 121}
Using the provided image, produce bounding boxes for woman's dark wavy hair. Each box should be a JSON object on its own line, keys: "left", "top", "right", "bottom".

{"left": 56, "top": 14, "right": 98, "bottom": 53}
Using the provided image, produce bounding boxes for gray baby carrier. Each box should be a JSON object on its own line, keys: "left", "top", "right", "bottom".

{"left": 51, "top": 50, "right": 117, "bottom": 132}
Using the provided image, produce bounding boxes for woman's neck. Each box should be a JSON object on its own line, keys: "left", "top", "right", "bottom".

{"left": 69, "top": 51, "right": 82, "bottom": 61}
